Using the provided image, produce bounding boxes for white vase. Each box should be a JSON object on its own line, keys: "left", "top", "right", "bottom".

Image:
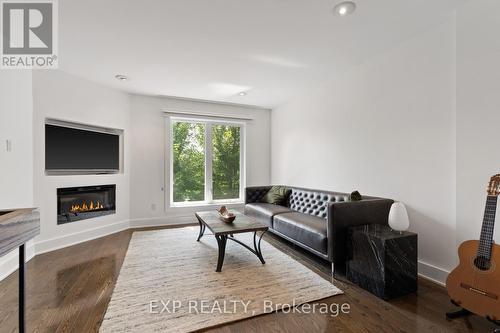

{"left": 388, "top": 202, "right": 410, "bottom": 233}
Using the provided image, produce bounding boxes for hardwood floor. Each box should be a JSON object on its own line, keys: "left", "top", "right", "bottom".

{"left": 0, "top": 225, "right": 496, "bottom": 333}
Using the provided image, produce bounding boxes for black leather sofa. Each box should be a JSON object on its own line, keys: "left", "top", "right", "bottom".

{"left": 244, "top": 185, "right": 394, "bottom": 274}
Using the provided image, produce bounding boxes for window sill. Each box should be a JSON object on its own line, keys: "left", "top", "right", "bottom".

{"left": 169, "top": 201, "right": 245, "bottom": 209}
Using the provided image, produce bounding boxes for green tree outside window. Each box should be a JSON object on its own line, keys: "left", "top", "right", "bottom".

{"left": 172, "top": 122, "right": 205, "bottom": 202}
{"left": 172, "top": 121, "right": 241, "bottom": 203}
{"left": 212, "top": 125, "right": 240, "bottom": 200}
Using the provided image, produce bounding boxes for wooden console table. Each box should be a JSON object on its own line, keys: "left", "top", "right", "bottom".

{"left": 0, "top": 208, "right": 40, "bottom": 333}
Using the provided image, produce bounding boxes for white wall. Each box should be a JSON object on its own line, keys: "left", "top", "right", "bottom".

{"left": 456, "top": 0, "right": 500, "bottom": 244}
{"left": 0, "top": 71, "right": 35, "bottom": 280}
{"left": 0, "top": 71, "right": 34, "bottom": 209}
{"left": 128, "top": 95, "right": 271, "bottom": 226}
{"left": 271, "top": 17, "right": 458, "bottom": 283}
{"left": 32, "top": 70, "right": 131, "bottom": 253}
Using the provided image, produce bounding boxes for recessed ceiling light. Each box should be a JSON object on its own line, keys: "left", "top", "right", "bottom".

{"left": 238, "top": 91, "right": 247, "bottom": 96}
{"left": 333, "top": 1, "right": 356, "bottom": 17}
{"left": 115, "top": 74, "right": 129, "bottom": 81}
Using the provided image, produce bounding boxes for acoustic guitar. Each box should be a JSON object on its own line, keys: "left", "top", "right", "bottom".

{"left": 447, "top": 174, "right": 500, "bottom": 321}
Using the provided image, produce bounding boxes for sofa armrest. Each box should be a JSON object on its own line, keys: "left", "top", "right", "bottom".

{"left": 245, "top": 186, "right": 272, "bottom": 204}
{"left": 327, "top": 198, "right": 394, "bottom": 266}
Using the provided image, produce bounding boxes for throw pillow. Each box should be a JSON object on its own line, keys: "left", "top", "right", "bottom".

{"left": 348, "top": 191, "right": 362, "bottom": 201}
{"left": 261, "top": 186, "right": 291, "bottom": 205}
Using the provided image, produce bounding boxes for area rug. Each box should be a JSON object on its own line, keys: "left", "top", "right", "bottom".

{"left": 100, "top": 226, "right": 342, "bottom": 332}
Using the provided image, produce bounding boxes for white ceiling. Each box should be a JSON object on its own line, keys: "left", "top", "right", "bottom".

{"left": 59, "top": 0, "right": 467, "bottom": 108}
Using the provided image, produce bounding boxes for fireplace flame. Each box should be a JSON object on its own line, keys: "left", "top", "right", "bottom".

{"left": 70, "top": 201, "right": 104, "bottom": 213}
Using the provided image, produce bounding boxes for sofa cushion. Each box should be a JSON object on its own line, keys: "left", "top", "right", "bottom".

{"left": 244, "top": 203, "right": 293, "bottom": 228}
{"left": 273, "top": 212, "right": 328, "bottom": 254}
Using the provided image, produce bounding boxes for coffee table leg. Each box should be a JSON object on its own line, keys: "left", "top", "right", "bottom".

{"left": 215, "top": 235, "right": 227, "bottom": 272}
{"left": 253, "top": 230, "right": 266, "bottom": 264}
{"left": 196, "top": 217, "right": 205, "bottom": 241}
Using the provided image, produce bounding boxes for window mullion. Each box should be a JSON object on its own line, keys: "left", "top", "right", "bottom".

{"left": 239, "top": 124, "right": 245, "bottom": 201}
{"left": 205, "top": 123, "right": 213, "bottom": 203}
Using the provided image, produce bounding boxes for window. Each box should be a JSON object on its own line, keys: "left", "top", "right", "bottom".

{"left": 170, "top": 118, "right": 244, "bottom": 206}
{"left": 171, "top": 121, "right": 206, "bottom": 202}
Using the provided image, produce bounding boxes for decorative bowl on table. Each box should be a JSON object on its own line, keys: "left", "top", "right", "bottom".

{"left": 217, "top": 206, "right": 236, "bottom": 223}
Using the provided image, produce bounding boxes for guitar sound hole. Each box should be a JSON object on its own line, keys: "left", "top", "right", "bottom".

{"left": 474, "top": 256, "right": 491, "bottom": 271}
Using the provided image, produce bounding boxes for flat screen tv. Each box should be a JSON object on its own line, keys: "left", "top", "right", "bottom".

{"left": 45, "top": 124, "right": 120, "bottom": 173}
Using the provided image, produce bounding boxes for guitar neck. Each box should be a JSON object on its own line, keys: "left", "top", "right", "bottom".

{"left": 478, "top": 196, "right": 498, "bottom": 259}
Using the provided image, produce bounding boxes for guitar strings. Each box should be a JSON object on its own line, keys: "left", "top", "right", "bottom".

{"left": 472, "top": 195, "right": 497, "bottom": 289}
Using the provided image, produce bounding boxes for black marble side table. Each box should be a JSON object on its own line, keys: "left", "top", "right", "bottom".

{"left": 346, "top": 224, "right": 417, "bottom": 300}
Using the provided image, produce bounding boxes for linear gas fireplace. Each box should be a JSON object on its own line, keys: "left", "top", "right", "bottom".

{"left": 57, "top": 185, "right": 116, "bottom": 224}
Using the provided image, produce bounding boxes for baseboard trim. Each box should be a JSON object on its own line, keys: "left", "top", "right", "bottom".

{"left": 0, "top": 215, "right": 201, "bottom": 282}
{"left": 34, "top": 220, "right": 130, "bottom": 255}
{"left": 129, "top": 215, "right": 197, "bottom": 228}
{"left": 418, "top": 260, "right": 450, "bottom": 286}
{"left": 1, "top": 215, "right": 453, "bottom": 288}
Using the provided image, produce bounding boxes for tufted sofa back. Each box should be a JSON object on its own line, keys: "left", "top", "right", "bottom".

{"left": 245, "top": 186, "right": 272, "bottom": 204}
{"left": 287, "top": 188, "right": 349, "bottom": 219}
{"left": 245, "top": 185, "right": 381, "bottom": 220}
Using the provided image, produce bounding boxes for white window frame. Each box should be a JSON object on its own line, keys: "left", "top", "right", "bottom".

{"left": 169, "top": 116, "right": 246, "bottom": 208}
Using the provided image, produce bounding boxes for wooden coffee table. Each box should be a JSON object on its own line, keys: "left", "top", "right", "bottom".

{"left": 195, "top": 210, "right": 268, "bottom": 272}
